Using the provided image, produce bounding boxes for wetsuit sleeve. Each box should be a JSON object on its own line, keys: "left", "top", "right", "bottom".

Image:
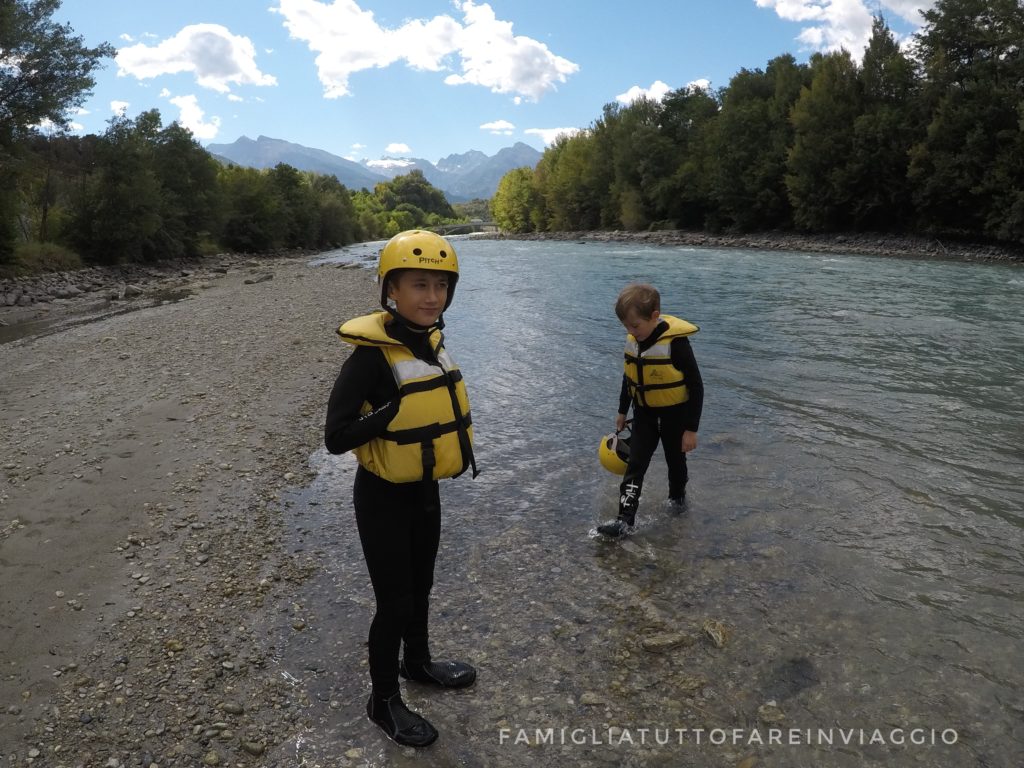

{"left": 618, "top": 374, "right": 632, "bottom": 415}
{"left": 324, "top": 346, "right": 399, "bottom": 455}
{"left": 672, "top": 338, "right": 703, "bottom": 432}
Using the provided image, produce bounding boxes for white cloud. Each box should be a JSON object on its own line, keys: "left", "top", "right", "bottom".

{"left": 169, "top": 94, "right": 221, "bottom": 139}
{"left": 159, "top": 87, "right": 171, "bottom": 98}
{"left": 615, "top": 79, "right": 673, "bottom": 105}
{"left": 384, "top": 143, "right": 411, "bottom": 154}
{"left": 111, "top": 100, "right": 130, "bottom": 114}
{"left": 35, "top": 117, "right": 86, "bottom": 133}
{"left": 74, "top": 106, "right": 90, "bottom": 116}
{"left": 117, "top": 23, "right": 277, "bottom": 93}
{"left": 687, "top": 78, "right": 712, "bottom": 92}
{"left": 120, "top": 33, "right": 134, "bottom": 42}
{"left": 754, "top": 0, "right": 934, "bottom": 57}
{"left": 443, "top": 1, "right": 579, "bottom": 100}
{"left": 227, "top": 94, "right": 243, "bottom": 102}
{"left": 272, "top": 0, "right": 577, "bottom": 101}
{"left": 524, "top": 127, "right": 581, "bottom": 145}
{"left": 481, "top": 119, "right": 515, "bottom": 135}
{"left": 351, "top": 143, "right": 366, "bottom": 150}
{"left": 879, "top": 0, "right": 932, "bottom": 24}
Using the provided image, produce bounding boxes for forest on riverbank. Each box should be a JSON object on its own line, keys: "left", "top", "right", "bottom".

{"left": 491, "top": 1, "right": 1024, "bottom": 249}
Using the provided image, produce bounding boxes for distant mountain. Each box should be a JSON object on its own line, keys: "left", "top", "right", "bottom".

{"left": 206, "top": 135, "right": 543, "bottom": 201}
{"left": 207, "top": 135, "right": 385, "bottom": 190}
{"left": 360, "top": 156, "right": 449, "bottom": 189}
{"left": 444, "top": 142, "right": 543, "bottom": 200}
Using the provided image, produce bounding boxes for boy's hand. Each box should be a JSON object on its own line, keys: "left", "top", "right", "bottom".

{"left": 682, "top": 430, "right": 698, "bottom": 453}
{"left": 615, "top": 413, "right": 627, "bottom": 432}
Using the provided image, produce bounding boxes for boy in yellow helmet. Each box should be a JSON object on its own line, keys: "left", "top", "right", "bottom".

{"left": 598, "top": 283, "right": 704, "bottom": 537}
{"left": 325, "top": 230, "right": 478, "bottom": 747}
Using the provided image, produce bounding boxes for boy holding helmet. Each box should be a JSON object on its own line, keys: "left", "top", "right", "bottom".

{"left": 325, "top": 230, "right": 478, "bottom": 747}
{"left": 598, "top": 283, "right": 704, "bottom": 537}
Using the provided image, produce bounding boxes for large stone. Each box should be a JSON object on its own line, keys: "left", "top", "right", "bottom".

{"left": 641, "top": 632, "right": 694, "bottom": 653}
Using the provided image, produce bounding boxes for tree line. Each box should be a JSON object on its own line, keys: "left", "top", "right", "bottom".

{"left": 492, "top": 1, "right": 1024, "bottom": 246}
{"left": 0, "top": 0, "right": 462, "bottom": 272}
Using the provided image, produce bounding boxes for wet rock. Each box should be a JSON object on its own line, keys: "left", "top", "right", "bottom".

{"left": 640, "top": 632, "right": 694, "bottom": 653}
{"left": 701, "top": 619, "right": 731, "bottom": 648}
{"left": 579, "top": 692, "right": 605, "bottom": 706}
{"left": 241, "top": 741, "right": 266, "bottom": 756}
{"left": 757, "top": 701, "right": 786, "bottom": 724}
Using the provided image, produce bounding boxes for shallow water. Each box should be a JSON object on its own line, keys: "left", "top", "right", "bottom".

{"left": 268, "top": 240, "right": 1024, "bottom": 767}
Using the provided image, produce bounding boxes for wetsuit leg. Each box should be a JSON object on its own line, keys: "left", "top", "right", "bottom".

{"left": 659, "top": 407, "right": 688, "bottom": 500}
{"left": 402, "top": 481, "right": 441, "bottom": 666}
{"left": 354, "top": 466, "right": 419, "bottom": 697}
{"left": 619, "top": 407, "right": 660, "bottom": 524}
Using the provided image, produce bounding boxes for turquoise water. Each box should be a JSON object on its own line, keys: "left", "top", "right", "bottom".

{"left": 281, "top": 240, "right": 1024, "bottom": 767}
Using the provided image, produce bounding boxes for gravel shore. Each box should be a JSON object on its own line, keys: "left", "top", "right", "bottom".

{"left": 1, "top": 253, "right": 377, "bottom": 766}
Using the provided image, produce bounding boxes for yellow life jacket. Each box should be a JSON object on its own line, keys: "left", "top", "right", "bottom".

{"left": 337, "top": 311, "right": 476, "bottom": 483}
{"left": 624, "top": 314, "right": 699, "bottom": 409}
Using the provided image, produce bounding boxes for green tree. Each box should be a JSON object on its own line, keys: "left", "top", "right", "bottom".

{"left": 909, "top": 0, "right": 1024, "bottom": 240}
{"left": 152, "top": 122, "right": 221, "bottom": 256}
{"left": 218, "top": 164, "right": 279, "bottom": 252}
{"left": 267, "top": 163, "right": 318, "bottom": 248}
{"left": 0, "top": 0, "right": 114, "bottom": 261}
{"left": 649, "top": 85, "right": 720, "bottom": 228}
{"left": 708, "top": 55, "right": 809, "bottom": 230}
{"left": 68, "top": 111, "right": 164, "bottom": 263}
{"left": 380, "top": 170, "right": 455, "bottom": 219}
{"left": 310, "top": 173, "right": 359, "bottom": 245}
{"left": 786, "top": 51, "right": 864, "bottom": 230}
{"left": 534, "top": 132, "right": 603, "bottom": 230}
{"left": 491, "top": 166, "right": 538, "bottom": 232}
{"left": 843, "top": 17, "right": 919, "bottom": 230}
{"left": 0, "top": 0, "right": 114, "bottom": 139}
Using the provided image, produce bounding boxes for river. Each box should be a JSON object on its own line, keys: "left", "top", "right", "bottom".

{"left": 270, "top": 238, "right": 1024, "bottom": 767}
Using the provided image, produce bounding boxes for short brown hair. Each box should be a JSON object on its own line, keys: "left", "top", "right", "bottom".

{"left": 615, "top": 283, "right": 660, "bottom": 321}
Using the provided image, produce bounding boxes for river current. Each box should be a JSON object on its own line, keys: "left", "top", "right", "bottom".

{"left": 272, "top": 239, "right": 1023, "bottom": 767}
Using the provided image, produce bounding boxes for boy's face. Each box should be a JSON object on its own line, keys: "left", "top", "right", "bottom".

{"left": 622, "top": 308, "right": 661, "bottom": 341}
{"left": 388, "top": 269, "right": 449, "bottom": 326}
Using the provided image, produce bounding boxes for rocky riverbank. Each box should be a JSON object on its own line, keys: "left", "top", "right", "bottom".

{"left": 0, "top": 250, "right": 328, "bottom": 333}
{"left": 480, "top": 229, "right": 1024, "bottom": 263}
{"left": 0, "top": 252, "right": 377, "bottom": 766}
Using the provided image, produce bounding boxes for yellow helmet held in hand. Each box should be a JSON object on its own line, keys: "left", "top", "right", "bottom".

{"left": 378, "top": 230, "right": 460, "bottom": 310}
{"left": 598, "top": 430, "right": 631, "bottom": 475}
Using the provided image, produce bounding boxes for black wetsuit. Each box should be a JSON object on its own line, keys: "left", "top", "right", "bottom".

{"left": 324, "top": 322, "right": 444, "bottom": 697}
{"left": 617, "top": 321, "right": 704, "bottom": 521}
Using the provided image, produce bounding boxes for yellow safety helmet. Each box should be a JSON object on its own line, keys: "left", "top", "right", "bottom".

{"left": 378, "top": 229, "right": 460, "bottom": 311}
{"left": 598, "top": 431, "right": 631, "bottom": 475}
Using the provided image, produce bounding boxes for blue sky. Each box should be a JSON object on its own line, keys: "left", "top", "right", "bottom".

{"left": 54, "top": 0, "right": 931, "bottom": 164}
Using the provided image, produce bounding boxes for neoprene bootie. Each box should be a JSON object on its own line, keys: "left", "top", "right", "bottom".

{"left": 598, "top": 510, "right": 636, "bottom": 538}
{"left": 366, "top": 692, "right": 439, "bottom": 747}
{"left": 399, "top": 659, "right": 477, "bottom": 688}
